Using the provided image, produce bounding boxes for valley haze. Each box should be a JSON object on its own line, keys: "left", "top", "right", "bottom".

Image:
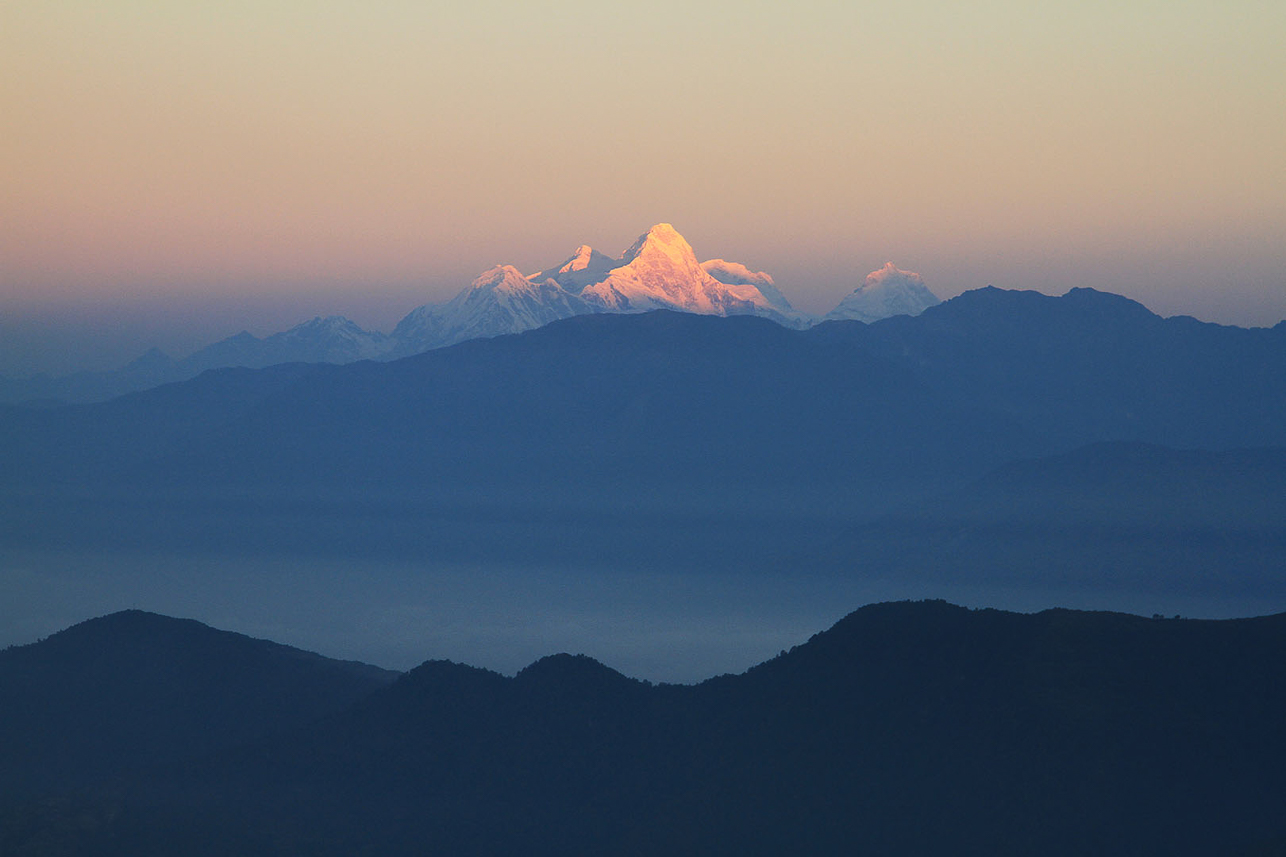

{"left": 4, "top": 3, "right": 1285, "bottom": 851}
{"left": 2, "top": 249, "right": 1283, "bottom": 680}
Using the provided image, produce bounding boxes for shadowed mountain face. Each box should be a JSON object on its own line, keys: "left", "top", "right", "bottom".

{"left": 1, "top": 287, "right": 1283, "bottom": 580}
{"left": 826, "top": 286, "right": 1286, "bottom": 449}
{"left": 0, "top": 309, "right": 1022, "bottom": 503}
{"left": 0, "top": 317, "right": 396, "bottom": 406}
{"left": 4, "top": 602, "right": 1284, "bottom": 856}
{"left": 0, "top": 610, "right": 398, "bottom": 798}
{"left": 3, "top": 288, "right": 1284, "bottom": 495}
{"left": 822, "top": 443, "right": 1286, "bottom": 598}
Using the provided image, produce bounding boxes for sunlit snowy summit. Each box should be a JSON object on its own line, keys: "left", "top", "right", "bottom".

{"left": 823, "top": 262, "right": 940, "bottom": 323}
{"left": 392, "top": 223, "right": 826, "bottom": 355}
{"left": 0, "top": 225, "right": 941, "bottom": 404}
{"left": 389, "top": 265, "right": 590, "bottom": 360}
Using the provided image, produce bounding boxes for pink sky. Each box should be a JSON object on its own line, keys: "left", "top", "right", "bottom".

{"left": 2, "top": 2, "right": 1283, "bottom": 373}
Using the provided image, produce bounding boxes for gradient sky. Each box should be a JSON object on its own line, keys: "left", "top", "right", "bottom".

{"left": 3, "top": 1, "right": 1284, "bottom": 374}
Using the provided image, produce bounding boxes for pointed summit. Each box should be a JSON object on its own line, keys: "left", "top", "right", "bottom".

{"left": 124, "top": 347, "right": 174, "bottom": 373}
{"left": 824, "top": 262, "right": 940, "bottom": 323}
{"left": 579, "top": 223, "right": 779, "bottom": 317}
{"left": 529, "top": 245, "right": 617, "bottom": 291}
{"left": 619, "top": 223, "right": 690, "bottom": 264}
{"left": 390, "top": 223, "right": 807, "bottom": 359}
{"left": 391, "top": 264, "right": 589, "bottom": 356}
{"left": 470, "top": 264, "right": 531, "bottom": 292}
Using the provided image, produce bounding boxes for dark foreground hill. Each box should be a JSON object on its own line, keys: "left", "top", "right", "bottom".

{"left": 4, "top": 602, "right": 1285, "bottom": 856}
{"left": 0, "top": 611, "right": 398, "bottom": 798}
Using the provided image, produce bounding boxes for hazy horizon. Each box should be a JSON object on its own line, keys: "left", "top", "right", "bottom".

{"left": 4, "top": 3, "right": 1284, "bottom": 375}
{"left": 3, "top": 250, "right": 1284, "bottom": 378}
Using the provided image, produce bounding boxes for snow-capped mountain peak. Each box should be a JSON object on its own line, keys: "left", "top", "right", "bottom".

{"left": 577, "top": 223, "right": 783, "bottom": 318}
{"left": 469, "top": 264, "right": 530, "bottom": 293}
{"left": 823, "top": 262, "right": 940, "bottom": 323}
{"left": 528, "top": 245, "right": 617, "bottom": 291}
{"left": 701, "top": 259, "right": 794, "bottom": 314}
{"left": 390, "top": 264, "right": 589, "bottom": 357}
{"left": 619, "top": 223, "right": 690, "bottom": 266}
{"left": 388, "top": 226, "right": 927, "bottom": 361}
{"left": 564, "top": 245, "right": 596, "bottom": 272}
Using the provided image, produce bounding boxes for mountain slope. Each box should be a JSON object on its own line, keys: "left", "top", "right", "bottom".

{"left": 0, "top": 316, "right": 393, "bottom": 405}
{"left": 577, "top": 223, "right": 785, "bottom": 318}
{"left": 3, "top": 288, "right": 1285, "bottom": 560}
{"left": 388, "top": 223, "right": 804, "bottom": 358}
{"left": 823, "top": 261, "right": 940, "bottom": 322}
{"left": 825, "top": 285, "right": 1286, "bottom": 449}
{"left": 0, "top": 610, "right": 397, "bottom": 797}
{"left": 701, "top": 257, "right": 799, "bottom": 316}
{"left": 14, "top": 602, "right": 1284, "bottom": 856}
{"left": 389, "top": 264, "right": 590, "bottom": 357}
{"left": 529, "top": 244, "right": 619, "bottom": 291}
{"left": 819, "top": 442, "right": 1286, "bottom": 600}
{"left": 181, "top": 315, "right": 394, "bottom": 372}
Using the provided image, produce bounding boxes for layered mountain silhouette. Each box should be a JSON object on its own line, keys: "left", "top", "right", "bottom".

{"left": 0, "top": 224, "right": 927, "bottom": 404}
{"left": 1, "top": 286, "right": 1282, "bottom": 598}
{"left": 0, "top": 315, "right": 395, "bottom": 405}
{"left": 3, "top": 287, "right": 1282, "bottom": 494}
{"left": 0, "top": 610, "right": 397, "bottom": 798}
{"left": 3, "top": 602, "right": 1284, "bottom": 855}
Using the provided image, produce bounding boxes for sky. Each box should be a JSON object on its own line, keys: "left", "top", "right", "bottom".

{"left": 3, "top": 1, "right": 1285, "bottom": 375}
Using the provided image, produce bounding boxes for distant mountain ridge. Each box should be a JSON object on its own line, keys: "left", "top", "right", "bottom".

{"left": 0, "top": 315, "right": 396, "bottom": 405}
{"left": 0, "top": 224, "right": 932, "bottom": 404}
{"left": 3, "top": 288, "right": 1284, "bottom": 494}
{"left": 3, "top": 287, "right": 1284, "bottom": 577}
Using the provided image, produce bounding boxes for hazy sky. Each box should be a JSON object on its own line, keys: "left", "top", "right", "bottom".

{"left": 3, "top": 1, "right": 1284, "bottom": 374}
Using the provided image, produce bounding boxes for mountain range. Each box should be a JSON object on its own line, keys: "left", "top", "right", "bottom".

{"left": 3, "top": 286, "right": 1281, "bottom": 495}
{"left": 2, "top": 285, "right": 1283, "bottom": 611}
{"left": 0, "top": 224, "right": 934, "bottom": 404}
{"left": 4, "top": 236, "right": 1284, "bottom": 854}
{"left": 3, "top": 602, "right": 1284, "bottom": 856}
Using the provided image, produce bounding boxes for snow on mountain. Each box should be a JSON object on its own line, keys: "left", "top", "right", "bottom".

{"left": 390, "top": 265, "right": 590, "bottom": 357}
{"left": 528, "top": 245, "right": 618, "bottom": 291}
{"left": 18, "top": 226, "right": 940, "bottom": 403}
{"left": 823, "top": 262, "right": 940, "bottom": 323}
{"left": 258, "top": 315, "right": 396, "bottom": 364}
{"left": 182, "top": 316, "right": 394, "bottom": 373}
{"left": 389, "top": 224, "right": 799, "bottom": 359}
{"left": 700, "top": 258, "right": 816, "bottom": 327}
{"left": 572, "top": 224, "right": 798, "bottom": 328}
{"left": 700, "top": 259, "right": 793, "bottom": 313}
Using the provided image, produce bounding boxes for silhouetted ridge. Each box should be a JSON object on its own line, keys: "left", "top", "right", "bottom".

{"left": 0, "top": 610, "right": 397, "bottom": 797}
{"left": 4, "top": 604, "right": 1286, "bottom": 855}
{"left": 515, "top": 652, "right": 638, "bottom": 687}
{"left": 1, "top": 295, "right": 1284, "bottom": 590}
